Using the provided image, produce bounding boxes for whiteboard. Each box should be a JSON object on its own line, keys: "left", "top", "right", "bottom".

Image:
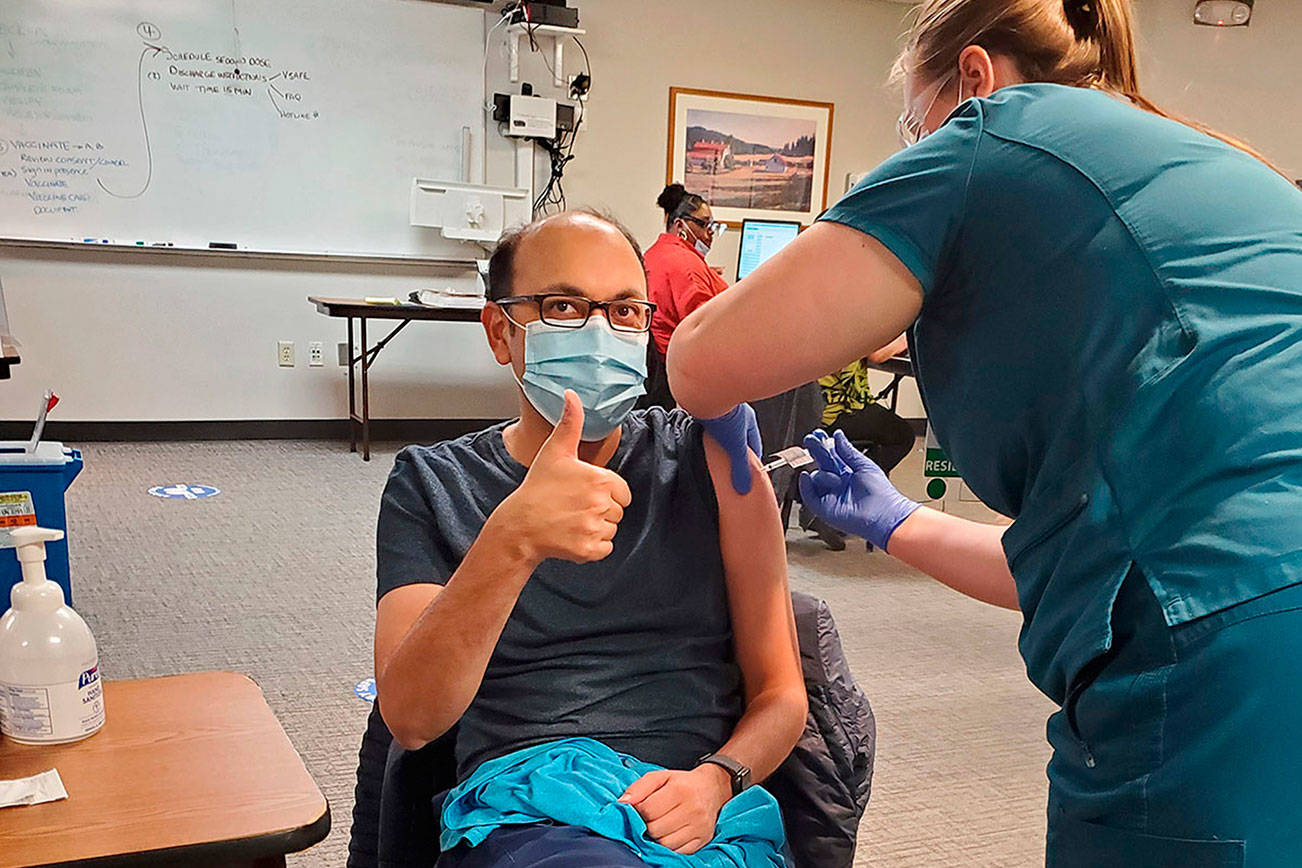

{"left": 0, "top": 0, "right": 485, "bottom": 258}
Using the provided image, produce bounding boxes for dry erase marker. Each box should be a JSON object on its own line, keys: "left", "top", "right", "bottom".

{"left": 208, "top": 241, "right": 238, "bottom": 250}
{"left": 27, "top": 389, "right": 59, "bottom": 454}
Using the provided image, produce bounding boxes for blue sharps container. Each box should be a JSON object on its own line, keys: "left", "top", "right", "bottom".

{"left": 0, "top": 441, "right": 82, "bottom": 603}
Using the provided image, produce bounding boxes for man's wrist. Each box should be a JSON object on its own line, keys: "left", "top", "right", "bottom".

{"left": 691, "top": 761, "right": 734, "bottom": 806}
{"left": 480, "top": 501, "right": 542, "bottom": 574}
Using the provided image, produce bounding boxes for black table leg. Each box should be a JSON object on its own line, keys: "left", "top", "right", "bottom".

{"left": 360, "top": 317, "right": 371, "bottom": 462}
{"left": 347, "top": 317, "right": 357, "bottom": 454}
{"left": 341, "top": 315, "right": 412, "bottom": 463}
{"left": 884, "top": 373, "right": 903, "bottom": 413}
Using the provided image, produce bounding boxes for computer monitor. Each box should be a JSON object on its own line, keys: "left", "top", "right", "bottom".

{"left": 736, "top": 219, "right": 801, "bottom": 280}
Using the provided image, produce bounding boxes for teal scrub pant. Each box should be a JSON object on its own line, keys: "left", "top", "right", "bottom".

{"left": 1045, "top": 569, "right": 1302, "bottom": 867}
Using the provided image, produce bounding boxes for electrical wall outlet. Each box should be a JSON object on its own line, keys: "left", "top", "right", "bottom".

{"left": 277, "top": 340, "right": 295, "bottom": 367}
{"left": 337, "top": 342, "right": 350, "bottom": 366}
{"left": 308, "top": 341, "right": 324, "bottom": 366}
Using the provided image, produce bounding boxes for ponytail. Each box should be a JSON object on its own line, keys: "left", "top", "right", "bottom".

{"left": 658, "top": 182, "right": 706, "bottom": 229}
{"left": 902, "top": 0, "right": 1286, "bottom": 176}
{"left": 657, "top": 183, "right": 688, "bottom": 216}
{"left": 1064, "top": 0, "right": 1138, "bottom": 93}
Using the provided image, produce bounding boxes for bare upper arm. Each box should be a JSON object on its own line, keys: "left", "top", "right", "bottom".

{"left": 374, "top": 582, "right": 443, "bottom": 679}
{"left": 668, "top": 221, "right": 924, "bottom": 418}
{"left": 702, "top": 437, "right": 802, "bottom": 702}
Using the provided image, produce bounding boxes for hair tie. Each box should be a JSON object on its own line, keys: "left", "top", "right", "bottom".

{"left": 1063, "top": 0, "right": 1100, "bottom": 41}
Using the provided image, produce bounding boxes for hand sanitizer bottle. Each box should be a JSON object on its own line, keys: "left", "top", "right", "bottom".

{"left": 0, "top": 526, "right": 104, "bottom": 743}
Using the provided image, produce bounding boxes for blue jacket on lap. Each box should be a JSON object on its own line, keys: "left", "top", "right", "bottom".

{"left": 440, "top": 738, "right": 787, "bottom": 867}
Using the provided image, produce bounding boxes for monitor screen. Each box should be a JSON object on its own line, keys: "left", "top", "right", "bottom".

{"left": 736, "top": 220, "right": 801, "bottom": 280}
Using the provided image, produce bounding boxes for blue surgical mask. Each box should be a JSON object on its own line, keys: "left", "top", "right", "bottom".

{"left": 510, "top": 316, "right": 648, "bottom": 441}
{"left": 683, "top": 223, "right": 725, "bottom": 259}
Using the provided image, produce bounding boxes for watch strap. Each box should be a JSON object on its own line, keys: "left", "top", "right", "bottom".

{"left": 696, "top": 752, "right": 752, "bottom": 795}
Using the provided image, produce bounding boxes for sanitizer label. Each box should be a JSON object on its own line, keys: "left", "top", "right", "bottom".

{"left": 0, "top": 665, "right": 105, "bottom": 742}
{"left": 0, "top": 491, "right": 37, "bottom": 548}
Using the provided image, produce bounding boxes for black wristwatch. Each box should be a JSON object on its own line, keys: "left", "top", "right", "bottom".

{"left": 696, "top": 752, "right": 752, "bottom": 796}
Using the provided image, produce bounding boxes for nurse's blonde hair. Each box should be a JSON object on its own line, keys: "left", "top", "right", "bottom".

{"left": 897, "top": 0, "right": 1285, "bottom": 175}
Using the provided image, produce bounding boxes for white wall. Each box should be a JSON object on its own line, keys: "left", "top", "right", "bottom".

{"left": 0, "top": 247, "right": 508, "bottom": 420}
{"left": 1134, "top": 0, "right": 1301, "bottom": 179}
{"left": 0, "top": 246, "right": 515, "bottom": 421}
{"left": 1, "top": 0, "right": 1297, "bottom": 423}
{"left": 560, "top": 0, "right": 909, "bottom": 250}
{"left": 559, "top": 0, "right": 923, "bottom": 414}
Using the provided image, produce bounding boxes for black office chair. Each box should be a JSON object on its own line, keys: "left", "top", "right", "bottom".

{"left": 347, "top": 593, "right": 875, "bottom": 868}
{"left": 635, "top": 342, "right": 675, "bottom": 411}
{"left": 751, "top": 382, "right": 825, "bottom": 529}
{"left": 831, "top": 403, "right": 916, "bottom": 482}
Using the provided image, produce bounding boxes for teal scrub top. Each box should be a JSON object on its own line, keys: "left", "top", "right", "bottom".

{"left": 821, "top": 83, "right": 1302, "bottom": 704}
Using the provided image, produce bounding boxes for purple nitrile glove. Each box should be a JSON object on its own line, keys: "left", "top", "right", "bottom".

{"left": 699, "top": 403, "right": 762, "bottom": 495}
{"left": 798, "top": 429, "right": 920, "bottom": 551}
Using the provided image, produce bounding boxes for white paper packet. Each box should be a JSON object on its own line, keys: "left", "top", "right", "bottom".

{"left": 0, "top": 768, "right": 68, "bottom": 808}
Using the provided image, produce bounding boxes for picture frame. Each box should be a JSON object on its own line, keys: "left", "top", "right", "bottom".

{"left": 666, "top": 87, "right": 835, "bottom": 227}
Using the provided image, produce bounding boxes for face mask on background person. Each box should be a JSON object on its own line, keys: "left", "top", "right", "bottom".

{"left": 677, "top": 222, "right": 708, "bottom": 258}
{"left": 510, "top": 316, "right": 648, "bottom": 441}
{"left": 678, "top": 215, "right": 723, "bottom": 259}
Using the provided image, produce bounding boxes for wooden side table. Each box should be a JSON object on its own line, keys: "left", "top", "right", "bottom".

{"left": 0, "top": 671, "right": 329, "bottom": 867}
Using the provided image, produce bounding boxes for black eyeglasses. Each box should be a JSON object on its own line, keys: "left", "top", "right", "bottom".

{"left": 495, "top": 294, "right": 657, "bottom": 333}
{"left": 679, "top": 214, "right": 724, "bottom": 235}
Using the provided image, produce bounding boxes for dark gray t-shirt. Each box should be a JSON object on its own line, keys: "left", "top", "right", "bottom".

{"left": 376, "top": 408, "right": 742, "bottom": 780}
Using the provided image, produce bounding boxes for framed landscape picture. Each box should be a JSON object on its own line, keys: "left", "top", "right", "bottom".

{"left": 667, "top": 87, "right": 834, "bottom": 226}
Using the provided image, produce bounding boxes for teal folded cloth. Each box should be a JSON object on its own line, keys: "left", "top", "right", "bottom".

{"left": 439, "top": 737, "right": 788, "bottom": 867}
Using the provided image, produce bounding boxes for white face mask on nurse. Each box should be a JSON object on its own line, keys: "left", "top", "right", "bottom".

{"left": 897, "top": 46, "right": 1027, "bottom": 147}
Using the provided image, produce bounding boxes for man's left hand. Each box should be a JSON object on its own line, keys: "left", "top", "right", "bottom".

{"left": 618, "top": 765, "right": 732, "bottom": 854}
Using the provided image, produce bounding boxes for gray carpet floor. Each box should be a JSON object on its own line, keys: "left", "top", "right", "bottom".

{"left": 59, "top": 436, "right": 1054, "bottom": 867}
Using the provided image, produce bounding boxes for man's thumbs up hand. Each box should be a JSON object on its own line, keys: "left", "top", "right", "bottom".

{"left": 497, "top": 391, "right": 633, "bottom": 566}
{"left": 537, "top": 388, "right": 586, "bottom": 461}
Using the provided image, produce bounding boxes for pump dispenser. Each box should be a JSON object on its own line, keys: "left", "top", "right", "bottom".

{"left": 0, "top": 526, "right": 104, "bottom": 743}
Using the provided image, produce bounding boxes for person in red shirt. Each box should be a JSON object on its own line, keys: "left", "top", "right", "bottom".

{"left": 641, "top": 184, "right": 727, "bottom": 407}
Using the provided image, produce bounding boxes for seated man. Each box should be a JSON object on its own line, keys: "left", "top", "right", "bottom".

{"left": 374, "top": 210, "right": 807, "bottom": 866}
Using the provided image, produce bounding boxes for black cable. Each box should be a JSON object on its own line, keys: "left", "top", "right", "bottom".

{"left": 556, "top": 34, "right": 590, "bottom": 195}
{"left": 565, "top": 36, "right": 589, "bottom": 159}
{"left": 533, "top": 135, "right": 574, "bottom": 215}
{"left": 572, "top": 35, "right": 591, "bottom": 83}
{"left": 535, "top": 146, "right": 567, "bottom": 213}
{"left": 527, "top": 32, "right": 593, "bottom": 215}
{"left": 523, "top": 4, "right": 540, "bottom": 54}
{"left": 532, "top": 138, "right": 556, "bottom": 213}
{"left": 565, "top": 95, "right": 584, "bottom": 157}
